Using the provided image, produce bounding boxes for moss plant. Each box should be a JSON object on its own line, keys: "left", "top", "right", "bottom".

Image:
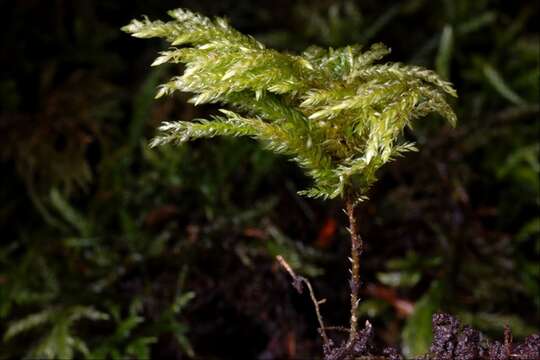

{"left": 123, "top": 9, "right": 457, "bottom": 359}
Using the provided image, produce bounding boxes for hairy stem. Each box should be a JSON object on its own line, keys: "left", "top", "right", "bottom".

{"left": 345, "top": 193, "right": 363, "bottom": 345}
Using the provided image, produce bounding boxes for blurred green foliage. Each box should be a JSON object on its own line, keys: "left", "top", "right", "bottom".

{"left": 0, "top": 0, "right": 538, "bottom": 359}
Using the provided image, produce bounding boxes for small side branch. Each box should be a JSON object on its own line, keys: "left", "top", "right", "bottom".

{"left": 276, "top": 255, "right": 330, "bottom": 346}
{"left": 323, "top": 326, "right": 350, "bottom": 333}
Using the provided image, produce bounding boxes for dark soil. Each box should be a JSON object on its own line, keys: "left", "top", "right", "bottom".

{"left": 325, "top": 313, "right": 539, "bottom": 360}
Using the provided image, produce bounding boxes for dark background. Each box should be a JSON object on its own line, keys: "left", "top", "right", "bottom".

{"left": 1, "top": 0, "right": 538, "bottom": 359}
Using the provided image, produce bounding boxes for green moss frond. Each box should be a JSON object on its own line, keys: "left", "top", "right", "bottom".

{"left": 124, "top": 8, "right": 457, "bottom": 200}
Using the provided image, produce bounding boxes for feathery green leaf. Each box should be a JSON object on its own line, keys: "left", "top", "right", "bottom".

{"left": 123, "top": 8, "right": 457, "bottom": 200}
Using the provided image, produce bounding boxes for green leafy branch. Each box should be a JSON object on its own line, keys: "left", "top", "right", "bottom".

{"left": 123, "top": 8, "right": 457, "bottom": 202}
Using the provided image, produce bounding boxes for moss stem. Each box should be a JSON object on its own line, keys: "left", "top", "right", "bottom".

{"left": 345, "top": 193, "right": 363, "bottom": 345}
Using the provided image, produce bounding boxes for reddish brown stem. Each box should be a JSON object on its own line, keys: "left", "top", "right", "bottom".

{"left": 345, "top": 193, "right": 363, "bottom": 345}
